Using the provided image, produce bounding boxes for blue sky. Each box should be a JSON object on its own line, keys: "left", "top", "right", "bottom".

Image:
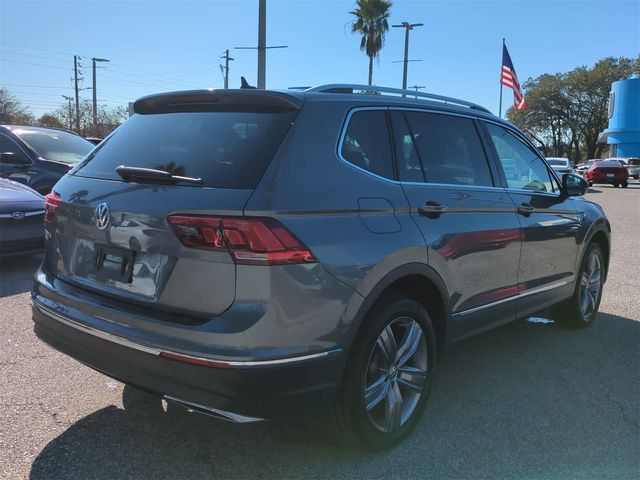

{"left": 1, "top": 0, "right": 638, "bottom": 117}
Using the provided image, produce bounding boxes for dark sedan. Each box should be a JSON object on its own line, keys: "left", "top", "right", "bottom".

{"left": 0, "top": 178, "right": 45, "bottom": 257}
{"left": 0, "top": 125, "right": 95, "bottom": 194}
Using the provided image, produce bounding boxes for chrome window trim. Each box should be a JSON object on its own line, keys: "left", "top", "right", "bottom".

{"left": 0, "top": 210, "right": 45, "bottom": 218}
{"left": 33, "top": 300, "right": 342, "bottom": 367}
{"left": 337, "top": 106, "right": 507, "bottom": 194}
{"left": 451, "top": 280, "right": 568, "bottom": 318}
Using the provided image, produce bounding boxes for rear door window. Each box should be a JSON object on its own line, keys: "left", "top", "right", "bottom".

{"left": 340, "top": 110, "right": 394, "bottom": 179}
{"left": 391, "top": 110, "right": 494, "bottom": 186}
{"left": 73, "top": 111, "right": 297, "bottom": 189}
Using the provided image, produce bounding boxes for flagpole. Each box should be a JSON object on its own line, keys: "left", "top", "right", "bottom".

{"left": 498, "top": 37, "right": 504, "bottom": 118}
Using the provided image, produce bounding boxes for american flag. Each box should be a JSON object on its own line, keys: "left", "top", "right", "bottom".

{"left": 501, "top": 44, "right": 526, "bottom": 110}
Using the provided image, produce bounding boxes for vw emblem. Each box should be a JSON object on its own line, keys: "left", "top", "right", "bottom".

{"left": 11, "top": 211, "right": 25, "bottom": 220}
{"left": 95, "top": 203, "right": 110, "bottom": 230}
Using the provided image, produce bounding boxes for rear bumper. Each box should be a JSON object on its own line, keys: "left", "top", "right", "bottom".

{"left": 32, "top": 299, "right": 344, "bottom": 419}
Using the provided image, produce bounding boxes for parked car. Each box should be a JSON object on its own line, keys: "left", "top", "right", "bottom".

{"left": 583, "top": 160, "right": 629, "bottom": 187}
{"left": 575, "top": 160, "right": 594, "bottom": 174}
{"left": 32, "top": 85, "right": 610, "bottom": 450}
{"left": 0, "top": 178, "right": 44, "bottom": 257}
{"left": 613, "top": 157, "right": 640, "bottom": 179}
{"left": 546, "top": 157, "right": 574, "bottom": 175}
{"left": 0, "top": 125, "right": 95, "bottom": 194}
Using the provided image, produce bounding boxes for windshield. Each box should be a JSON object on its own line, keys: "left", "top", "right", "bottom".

{"left": 15, "top": 129, "right": 94, "bottom": 164}
{"left": 73, "top": 110, "right": 297, "bottom": 189}
{"left": 627, "top": 159, "right": 640, "bottom": 166}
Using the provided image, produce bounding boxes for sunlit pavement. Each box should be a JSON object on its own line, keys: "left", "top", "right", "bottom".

{"left": 1, "top": 183, "right": 638, "bottom": 479}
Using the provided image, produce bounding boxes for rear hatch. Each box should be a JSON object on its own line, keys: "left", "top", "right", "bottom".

{"left": 43, "top": 89, "right": 302, "bottom": 318}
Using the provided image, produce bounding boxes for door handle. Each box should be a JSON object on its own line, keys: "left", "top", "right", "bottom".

{"left": 418, "top": 201, "right": 448, "bottom": 218}
{"left": 517, "top": 204, "right": 535, "bottom": 216}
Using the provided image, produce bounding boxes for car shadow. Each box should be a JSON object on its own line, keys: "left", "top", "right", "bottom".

{"left": 0, "top": 253, "right": 43, "bottom": 297}
{"left": 29, "top": 312, "right": 639, "bottom": 479}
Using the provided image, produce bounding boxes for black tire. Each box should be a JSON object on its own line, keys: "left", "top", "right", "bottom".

{"left": 622, "top": 183, "right": 628, "bottom": 188}
{"left": 588, "top": 181, "right": 593, "bottom": 186}
{"left": 551, "top": 243, "right": 604, "bottom": 328}
{"left": 334, "top": 294, "right": 437, "bottom": 450}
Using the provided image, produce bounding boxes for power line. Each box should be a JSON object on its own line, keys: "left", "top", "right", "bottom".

{"left": 0, "top": 58, "right": 72, "bottom": 71}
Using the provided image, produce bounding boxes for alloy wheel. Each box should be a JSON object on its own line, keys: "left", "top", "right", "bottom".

{"left": 363, "top": 317, "right": 428, "bottom": 433}
{"left": 579, "top": 250, "right": 602, "bottom": 320}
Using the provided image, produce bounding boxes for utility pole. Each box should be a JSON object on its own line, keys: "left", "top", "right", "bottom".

{"left": 221, "top": 50, "right": 234, "bottom": 88}
{"left": 92, "top": 57, "right": 110, "bottom": 129}
{"left": 392, "top": 22, "right": 423, "bottom": 92}
{"left": 61, "top": 95, "right": 74, "bottom": 130}
{"left": 73, "top": 55, "right": 80, "bottom": 131}
{"left": 257, "top": 0, "right": 266, "bottom": 89}
{"left": 235, "top": 0, "right": 287, "bottom": 89}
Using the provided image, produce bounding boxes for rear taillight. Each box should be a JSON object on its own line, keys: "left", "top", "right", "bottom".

{"left": 167, "top": 215, "right": 316, "bottom": 266}
{"left": 44, "top": 192, "right": 61, "bottom": 222}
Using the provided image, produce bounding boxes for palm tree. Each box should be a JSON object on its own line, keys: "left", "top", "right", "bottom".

{"left": 350, "top": 0, "right": 393, "bottom": 86}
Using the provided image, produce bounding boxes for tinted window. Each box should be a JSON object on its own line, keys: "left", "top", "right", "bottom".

{"left": 74, "top": 111, "right": 297, "bottom": 189}
{"left": 593, "top": 161, "right": 625, "bottom": 168}
{"left": 628, "top": 159, "right": 640, "bottom": 166}
{"left": 341, "top": 110, "right": 393, "bottom": 179}
{"left": 15, "top": 129, "right": 93, "bottom": 164}
{"left": 392, "top": 111, "right": 493, "bottom": 186}
{"left": 486, "top": 123, "right": 557, "bottom": 193}
{"left": 0, "top": 134, "right": 30, "bottom": 164}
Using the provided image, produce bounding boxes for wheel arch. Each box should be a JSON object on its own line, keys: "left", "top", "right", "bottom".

{"left": 346, "top": 263, "right": 451, "bottom": 356}
{"left": 583, "top": 219, "right": 611, "bottom": 282}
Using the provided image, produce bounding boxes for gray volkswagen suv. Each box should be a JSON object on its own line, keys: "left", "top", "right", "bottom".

{"left": 32, "top": 85, "right": 610, "bottom": 449}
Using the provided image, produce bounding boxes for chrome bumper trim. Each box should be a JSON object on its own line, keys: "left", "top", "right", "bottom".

{"left": 164, "top": 395, "right": 265, "bottom": 423}
{"left": 32, "top": 300, "right": 342, "bottom": 367}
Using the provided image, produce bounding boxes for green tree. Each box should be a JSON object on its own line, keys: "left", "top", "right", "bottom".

{"left": 508, "top": 55, "right": 640, "bottom": 161}
{"left": 350, "top": 0, "right": 393, "bottom": 86}
{"left": 0, "top": 88, "right": 35, "bottom": 125}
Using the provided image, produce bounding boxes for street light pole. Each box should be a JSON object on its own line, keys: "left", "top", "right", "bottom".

{"left": 392, "top": 22, "right": 423, "bottom": 92}
{"left": 410, "top": 85, "right": 426, "bottom": 99}
{"left": 61, "top": 95, "right": 74, "bottom": 130}
{"left": 92, "top": 57, "right": 110, "bottom": 130}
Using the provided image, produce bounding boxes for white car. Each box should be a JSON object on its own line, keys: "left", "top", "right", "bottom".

{"left": 546, "top": 157, "right": 575, "bottom": 175}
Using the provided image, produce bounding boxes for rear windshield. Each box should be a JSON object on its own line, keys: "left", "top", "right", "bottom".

{"left": 547, "top": 159, "right": 568, "bottom": 166}
{"left": 594, "top": 161, "right": 624, "bottom": 167}
{"left": 73, "top": 110, "right": 297, "bottom": 188}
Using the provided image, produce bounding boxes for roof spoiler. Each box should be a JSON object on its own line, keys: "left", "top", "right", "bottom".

{"left": 133, "top": 89, "right": 304, "bottom": 114}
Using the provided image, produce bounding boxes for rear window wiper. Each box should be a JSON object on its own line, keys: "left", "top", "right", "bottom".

{"left": 115, "top": 165, "right": 203, "bottom": 185}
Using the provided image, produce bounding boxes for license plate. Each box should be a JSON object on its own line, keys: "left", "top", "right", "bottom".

{"left": 607, "top": 173, "right": 614, "bottom": 178}
{"left": 92, "top": 244, "right": 135, "bottom": 283}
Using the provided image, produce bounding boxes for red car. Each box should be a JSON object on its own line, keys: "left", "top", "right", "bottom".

{"left": 583, "top": 160, "right": 629, "bottom": 188}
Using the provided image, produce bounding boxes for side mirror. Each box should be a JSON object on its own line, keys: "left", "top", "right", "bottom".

{"left": 562, "top": 173, "right": 589, "bottom": 197}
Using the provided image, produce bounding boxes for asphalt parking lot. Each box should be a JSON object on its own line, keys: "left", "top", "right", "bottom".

{"left": 1, "top": 184, "right": 638, "bottom": 480}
